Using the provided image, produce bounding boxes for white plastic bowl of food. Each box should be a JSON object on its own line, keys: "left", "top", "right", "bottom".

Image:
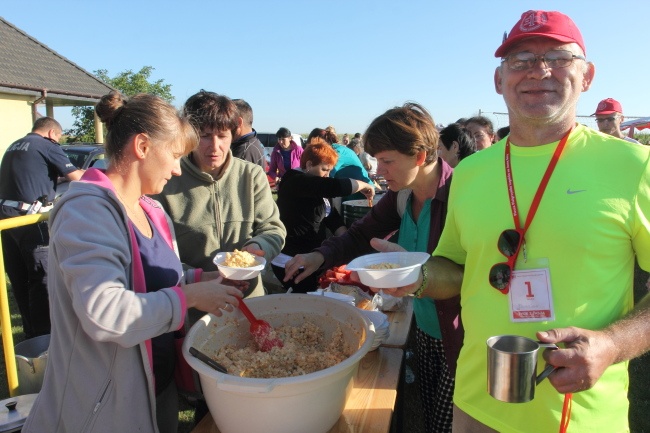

{"left": 346, "top": 252, "right": 430, "bottom": 288}
{"left": 213, "top": 252, "right": 266, "bottom": 280}
{"left": 183, "top": 294, "right": 374, "bottom": 433}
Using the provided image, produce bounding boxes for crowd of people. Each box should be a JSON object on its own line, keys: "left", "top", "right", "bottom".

{"left": 0, "top": 8, "right": 648, "bottom": 433}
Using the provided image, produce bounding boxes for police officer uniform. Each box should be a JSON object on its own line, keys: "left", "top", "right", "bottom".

{"left": 0, "top": 131, "right": 78, "bottom": 338}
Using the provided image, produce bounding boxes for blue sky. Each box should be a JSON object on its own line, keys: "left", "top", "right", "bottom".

{"left": 2, "top": 0, "right": 649, "bottom": 135}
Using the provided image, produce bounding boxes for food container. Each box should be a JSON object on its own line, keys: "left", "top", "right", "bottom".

{"left": 307, "top": 289, "right": 356, "bottom": 306}
{"left": 213, "top": 252, "right": 266, "bottom": 280}
{"left": 359, "top": 310, "right": 390, "bottom": 351}
{"left": 183, "top": 294, "right": 375, "bottom": 433}
{"left": 14, "top": 334, "right": 50, "bottom": 395}
{"left": 0, "top": 394, "right": 37, "bottom": 433}
{"left": 347, "top": 252, "right": 430, "bottom": 288}
{"left": 341, "top": 193, "right": 385, "bottom": 228}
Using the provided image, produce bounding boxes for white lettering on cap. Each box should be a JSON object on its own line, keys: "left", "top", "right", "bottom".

{"left": 519, "top": 11, "right": 548, "bottom": 32}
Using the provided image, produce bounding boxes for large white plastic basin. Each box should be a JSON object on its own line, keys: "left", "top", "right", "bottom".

{"left": 182, "top": 294, "right": 375, "bottom": 433}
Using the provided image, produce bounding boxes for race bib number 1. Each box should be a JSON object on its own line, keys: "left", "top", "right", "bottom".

{"left": 508, "top": 268, "right": 555, "bottom": 322}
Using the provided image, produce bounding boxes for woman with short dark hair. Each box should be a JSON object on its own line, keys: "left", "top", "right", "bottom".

{"left": 438, "top": 123, "right": 476, "bottom": 168}
{"left": 268, "top": 126, "right": 303, "bottom": 182}
{"left": 286, "top": 102, "right": 460, "bottom": 432}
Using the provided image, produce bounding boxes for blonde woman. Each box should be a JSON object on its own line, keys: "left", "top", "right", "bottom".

{"left": 24, "top": 91, "right": 242, "bottom": 433}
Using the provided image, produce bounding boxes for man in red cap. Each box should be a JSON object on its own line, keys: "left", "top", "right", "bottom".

{"left": 594, "top": 97, "right": 641, "bottom": 144}
{"left": 367, "top": 9, "right": 650, "bottom": 433}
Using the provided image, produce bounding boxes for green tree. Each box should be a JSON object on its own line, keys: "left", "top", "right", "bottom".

{"left": 65, "top": 66, "right": 173, "bottom": 142}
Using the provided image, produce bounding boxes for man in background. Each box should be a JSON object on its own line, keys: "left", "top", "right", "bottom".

{"left": 0, "top": 117, "right": 83, "bottom": 338}
{"left": 593, "top": 97, "right": 641, "bottom": 144}
{"left": 231, "top": 99, "right": 267, "bottom": 169}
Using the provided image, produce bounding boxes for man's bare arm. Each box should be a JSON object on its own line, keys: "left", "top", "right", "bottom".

{"left": 540, "top": 292, "right": 650, "bottom": 394}
{"left": 65, "top": 169, "right": 85, "bottom": 181}
{"left": 603, "top": 292, "right": 650, "bottom": 363}
{"left": 421, "top": 256, "right": 464, "bottom": 300}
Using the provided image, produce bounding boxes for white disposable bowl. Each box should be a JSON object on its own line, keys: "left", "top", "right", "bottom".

{"left": 213, "top": 252, "right": 266, "bottom": 280}
{"left": 360, "top": 309, "right": 389, "bottom": 327}
{"left": 347, "top": 252, "right": 430, "bottom": 288}
{"left": 359, "top": 310, "right": 390, "bottom": 351}
{"left": 183, "top": 294, "right": 375, "bottom": 433}
{"left": 307, "top": 290, "right": 356, "bottom": 306}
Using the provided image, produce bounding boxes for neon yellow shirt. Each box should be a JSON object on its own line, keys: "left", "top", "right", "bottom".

{"left": 435, "top": 125, "right": 650, "bottom": 433}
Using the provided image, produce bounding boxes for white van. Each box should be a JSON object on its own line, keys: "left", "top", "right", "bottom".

{"left": 257, "top": 132, "right": 305, "bottom": 148}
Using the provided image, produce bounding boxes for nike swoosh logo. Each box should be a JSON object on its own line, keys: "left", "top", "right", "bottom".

{"left": 567, "top": 189, "right": 587, "bottom": 194}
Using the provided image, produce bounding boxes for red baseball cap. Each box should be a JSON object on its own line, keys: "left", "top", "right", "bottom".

{"left": 495, "top": 10, "right": 586, "bottom": 58}
{"left": 593, "top": 98, "right": 623, "bottom": 116}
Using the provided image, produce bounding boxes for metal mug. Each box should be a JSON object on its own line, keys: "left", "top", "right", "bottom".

{"left": 486, "top": 335, "right": 557, "bottom": 403}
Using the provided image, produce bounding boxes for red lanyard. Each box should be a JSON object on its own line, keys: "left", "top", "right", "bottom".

{"left": 559, "top": 393, "right": 573, "bottom": 433}
{"left": 505, "top": 129, "right": 574, "bottom": 433}
{"left": 505, "top": 128, "right": 572, "bottom": 235}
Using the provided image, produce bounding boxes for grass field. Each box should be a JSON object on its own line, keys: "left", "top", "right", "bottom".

{"left": 1, "top": 264, "right": 649, "bottom": 432}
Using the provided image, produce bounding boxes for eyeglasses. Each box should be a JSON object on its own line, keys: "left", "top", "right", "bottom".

{"left": 595, "top": 116, "right": 620, "bottom": 123}
{"left": 489, "top": 229, "right": 524, "bottom": 293}
{"left": 502, "top": 50, "right": 586, "bottom": 71}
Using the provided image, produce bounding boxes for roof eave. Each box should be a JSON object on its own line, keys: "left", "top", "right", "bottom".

{"left": 0, "top": 84, "right": 105, "bottom": 106}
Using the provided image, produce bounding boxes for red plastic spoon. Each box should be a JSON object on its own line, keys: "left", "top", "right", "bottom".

{"left": 237, "top": 299, "right": 283, "bottom": 352}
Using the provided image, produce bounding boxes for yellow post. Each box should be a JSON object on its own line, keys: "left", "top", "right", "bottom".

{"left": 0, "top": 213, "right": 49, "bottom": 396}
{"left": 94, "top": 111, "right": 104, "bottom": 144}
